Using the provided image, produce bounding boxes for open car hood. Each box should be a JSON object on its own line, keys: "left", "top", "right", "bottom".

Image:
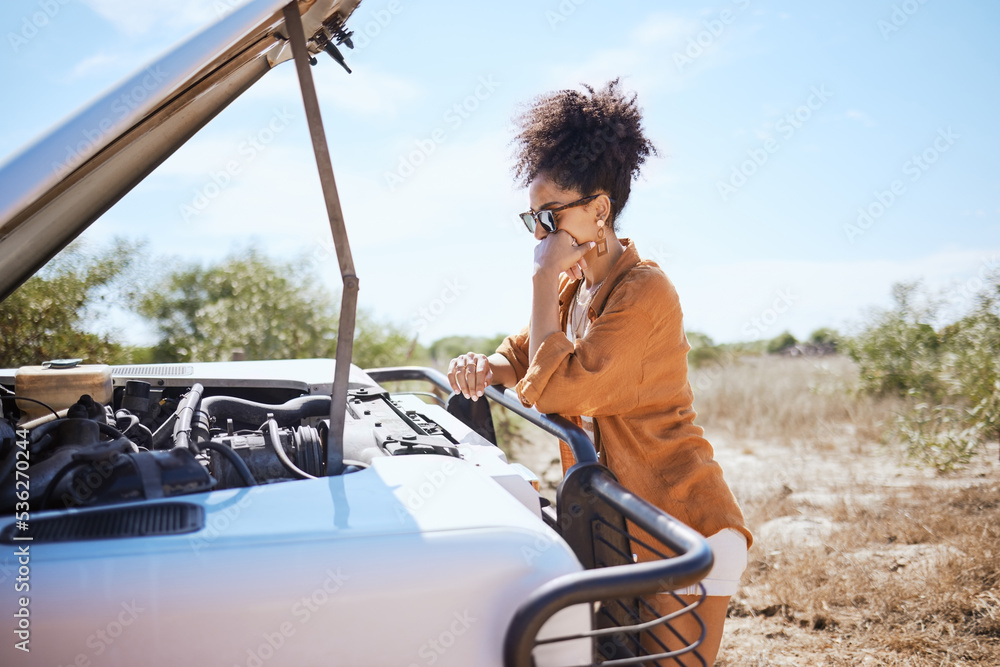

{"left": 0, "top": 0, "right": 360, "bottom": 302}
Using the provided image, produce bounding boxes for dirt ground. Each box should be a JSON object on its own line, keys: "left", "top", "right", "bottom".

{"left": 502, "top": 359, "right": 1000, "bottom": 666}
{"left": 711, "top": 427, "right": 999, "bottom": 666}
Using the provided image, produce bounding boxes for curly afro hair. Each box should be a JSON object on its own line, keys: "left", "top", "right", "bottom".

{"left": 511, "top": 79, "right": 656, "bottom": 230}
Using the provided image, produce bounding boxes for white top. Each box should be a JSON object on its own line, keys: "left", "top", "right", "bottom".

{"left": 566, "top": 280, "right": 602, "bottom": 450}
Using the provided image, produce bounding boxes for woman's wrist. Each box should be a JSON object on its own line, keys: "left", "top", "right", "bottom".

{"left": 529, "top": 269, "right": 562, "bottom": 365}
{"left": 532, "top": 266, "right": 561, "bottom": 287}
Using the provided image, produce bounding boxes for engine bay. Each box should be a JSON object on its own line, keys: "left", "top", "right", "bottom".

{"left": 0, "top": 360, "right": 469, "bottom": 516}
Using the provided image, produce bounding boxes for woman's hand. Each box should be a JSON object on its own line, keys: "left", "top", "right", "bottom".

{"left": 447, "top": 352, "right": 493, "bottom": 401}
{"left": 533, "top": 230, "right": 595, "bottom": 282}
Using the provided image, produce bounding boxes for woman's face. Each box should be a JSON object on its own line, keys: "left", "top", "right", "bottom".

{"left": 526, "top": 174, "right": 605, "bottom": 245}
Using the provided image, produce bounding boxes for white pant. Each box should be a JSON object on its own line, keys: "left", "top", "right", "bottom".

{"left": 672, "top": 528, "right": 748, "bottom": 597}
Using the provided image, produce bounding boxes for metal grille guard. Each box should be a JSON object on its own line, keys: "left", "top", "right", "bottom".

{"left": 365, "top": 367, "right": 714, "bottom": 666}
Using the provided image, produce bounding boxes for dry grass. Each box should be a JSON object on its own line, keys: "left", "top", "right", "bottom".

{"left": 734, "top": 483, "right": 1000, "bottom": 665}
{"left": 692, "top": 355, "right": 1000, "bottom": 666}
{"left": 690, "top": 355, "right": 896, "bottom": 447}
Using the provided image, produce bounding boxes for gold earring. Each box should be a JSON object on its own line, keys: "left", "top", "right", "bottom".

{"left": 596, "top": 221, "right": 608, "bottom": 257}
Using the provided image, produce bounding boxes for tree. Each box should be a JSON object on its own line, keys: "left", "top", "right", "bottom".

{"left": 353, "top": 312, "right": 421, "bottom": 369}
{"left": 138, "top": 249, "right": 415, "bottom": 367}
{"left": 846, "top": 282, "right": 942, "bottom": 398}
{"left": 139, "top": 249, "right": 336, "bottom": 362}
{"left": 0, "top": 239, "right": 140, "bottom": 367}
{"left": 766, "top": 331, "right": 798, "bottom": 355}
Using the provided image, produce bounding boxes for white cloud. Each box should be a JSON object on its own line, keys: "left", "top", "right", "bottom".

{"left": 243, "top": 62, "right": 424, "bottom": 119}
{"left": 69, "top": 52, "right": 120, "bottom": 79}
{"left": 80, "top": 0, "right": 222, "bottom": 35}
{"left": 845, "top": 109, "right": 877, "bottom": 127}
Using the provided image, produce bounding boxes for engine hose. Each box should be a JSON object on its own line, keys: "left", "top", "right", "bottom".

{"left": 37, "top": 459, "right": 80, "bottom": 510}
{"left": 27, "top": 421, "right": 128, "bottom": 458}
{"left": 29, "top": 434, "right": 54, "bottom": 456}
{"left": 173, "top": 383, "right": 204, "bottom": 454}
{"left": 201, "top": 395, "right": 331, "bottom": 429}
{"left": 151, "top": 413, "right": 178, "bottom": 450}
{"left": 31, "top": 436, "right": 142, "bottom": 511}
{"left": 265, "top": 418, "right": 316, "bottom": 480}
{"left": 115, "top": 411, "right": 139, "bottom": 434}
{"left": 201, "top": 440, "right": 257, "bottom": 487}
{"left": 30, "top": 419, "right": 63, "bottom": 444}
{"left": 115, "top": 412, "right": 153, "bottom": 448}
{"left": 134, "top": 423, "right": 154, "bottom": 448}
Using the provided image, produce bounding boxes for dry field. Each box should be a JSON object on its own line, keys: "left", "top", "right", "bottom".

{"left": 504, "top": 355, "right": 1000, "bottom": 665}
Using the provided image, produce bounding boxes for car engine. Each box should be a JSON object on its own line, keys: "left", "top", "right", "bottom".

{"left": 0, "top": 361, "right": 465, "bottom": 515}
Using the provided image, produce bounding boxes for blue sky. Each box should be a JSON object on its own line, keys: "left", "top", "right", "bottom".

{"left": 1, "top": 0, "right": 998, "bottom": 346}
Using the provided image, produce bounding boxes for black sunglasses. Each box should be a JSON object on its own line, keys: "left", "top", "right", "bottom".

{"left": 519, "top": 194, "right": 611, "bottom": 233}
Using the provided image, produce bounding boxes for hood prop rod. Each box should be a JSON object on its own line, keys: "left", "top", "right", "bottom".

{"left": 283, "top": 2, "right": 357, "bottom": 476}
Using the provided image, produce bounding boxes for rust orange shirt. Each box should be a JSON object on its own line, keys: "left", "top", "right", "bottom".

{"left": 497, "top": 239, "right": 752, "bottom": 547}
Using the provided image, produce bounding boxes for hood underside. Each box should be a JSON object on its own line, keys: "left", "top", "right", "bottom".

{"left": 0, "top": 0, "right": 360, "bottom": 302}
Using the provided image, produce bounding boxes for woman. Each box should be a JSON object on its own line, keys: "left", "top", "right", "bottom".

{"left": 447, "top": 80, "right": 751, "bottom": 665}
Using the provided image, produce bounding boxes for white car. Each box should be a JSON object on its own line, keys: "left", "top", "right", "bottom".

{"left": 0, "top": 2, "right": 712, "bottom": 665}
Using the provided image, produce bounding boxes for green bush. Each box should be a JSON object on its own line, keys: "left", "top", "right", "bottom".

{"left": 686, "top": 331, "right": 724, "bottom": 369}
{"left": 808, "top": 327, "right": 841, "bottom": 351}
{"left": 941, "top": 286, "right": 1000, "bottom": 442}
{"left": 766, "top": 331, "right": 798, "bottom": 355}
{"left": 849, "top": 277, "right": 1000, "bottom": 470}
{"left": 895, "top": 403, "right": 985, "bottom": 472}
{"left": 847, "top": 282, "right": 943, "bottom": 399}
